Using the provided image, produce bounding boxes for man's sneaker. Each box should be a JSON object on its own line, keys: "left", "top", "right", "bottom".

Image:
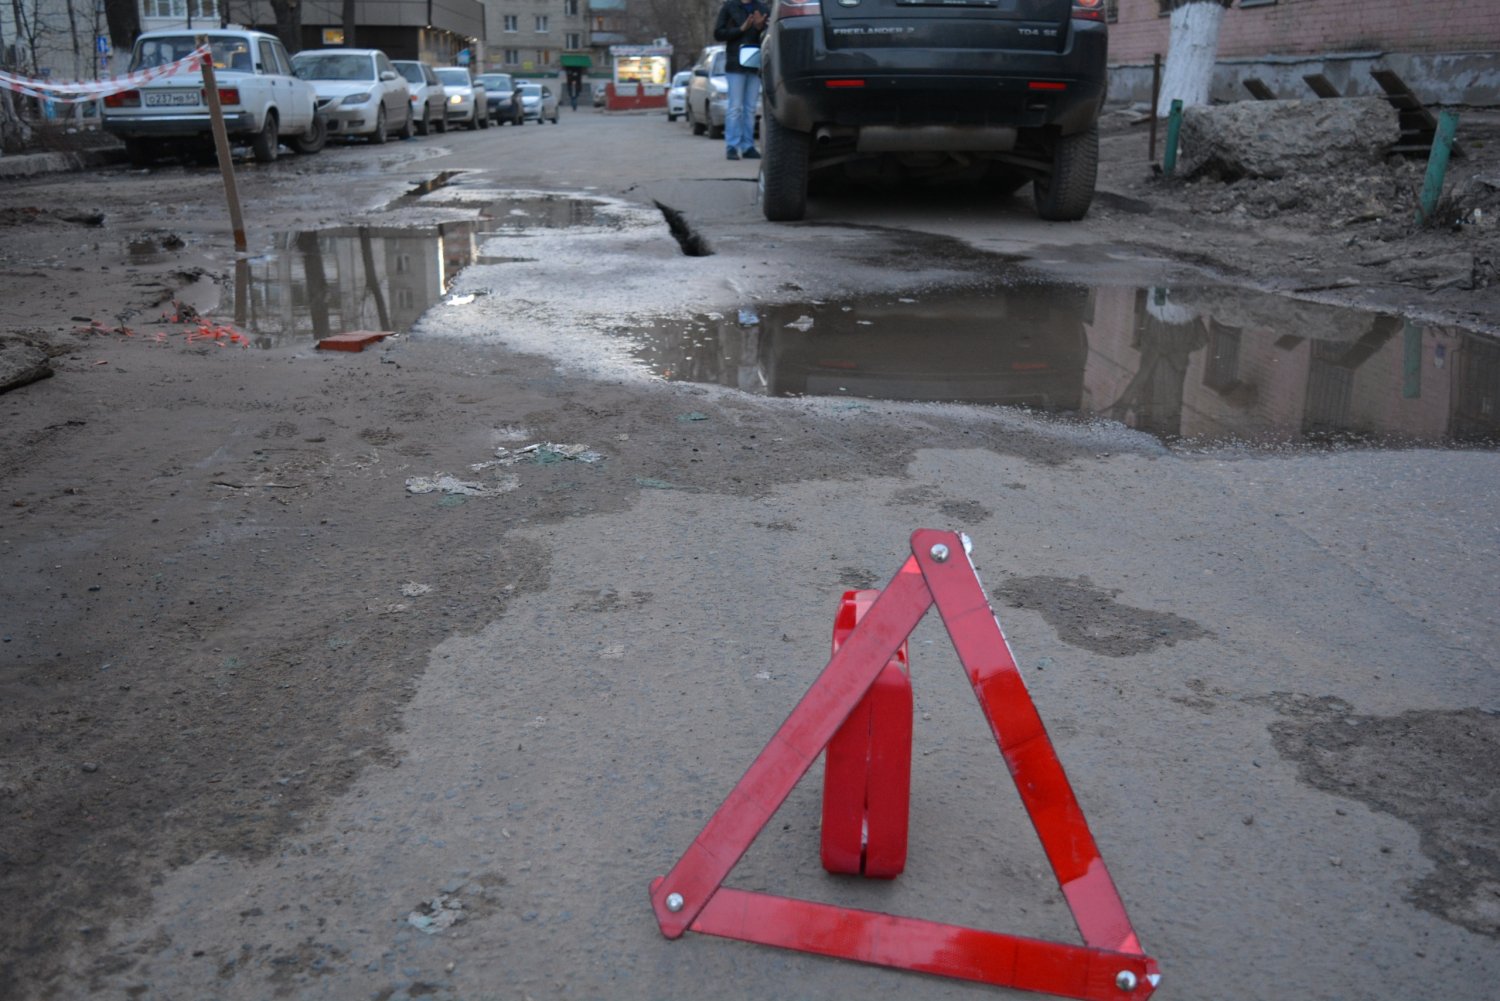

{"left": 726, "top": 148, "right": 739, "bottom": 160}
{"left": 742, "top": 147, "right": 761, "bottom": 159}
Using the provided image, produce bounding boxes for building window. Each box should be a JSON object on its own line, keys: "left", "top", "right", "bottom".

{"left": 143, "top": 0, "right": 218, "bottom": 18}
{"left": 565, "top": 32, "right": 582, "bottom": 49}
{"left": 503, "top": 49, "right": 520, "bottom": 65}
{"left": 535, "top": 15, "right": 549, "bottom": 32}
{"left": 503, "top": 14, "right": 517, "bottom": 32}
{"left": 538, "top": 50, "right": 553, "bottom": 66}
{"left": 563, "top": 0, "right": 579, "bottom": 14}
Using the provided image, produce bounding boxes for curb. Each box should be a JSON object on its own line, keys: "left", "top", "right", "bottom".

{"left": 0, "top": 146, "right": 127, "bottom": 180}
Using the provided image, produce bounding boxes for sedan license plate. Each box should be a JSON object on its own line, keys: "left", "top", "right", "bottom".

{"left": 143, "top": 90, "right": 200, "bottom": 107}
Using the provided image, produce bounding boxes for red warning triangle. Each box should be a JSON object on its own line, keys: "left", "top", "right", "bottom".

{"left": 649, "top": 529, "right": 1160, "bottom": 1000}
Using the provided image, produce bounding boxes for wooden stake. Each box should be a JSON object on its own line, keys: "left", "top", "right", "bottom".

{"left": 197, "top": 37, "right": 247, "bottom": 253}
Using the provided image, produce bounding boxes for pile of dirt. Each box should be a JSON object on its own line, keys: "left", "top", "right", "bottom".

{"left": 1099, "top": 105, "right": 1500, "bottom": 297}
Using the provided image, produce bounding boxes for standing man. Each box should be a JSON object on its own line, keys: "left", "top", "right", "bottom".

{"left": 714, "top": 0, "right": 771, "bottom": 160}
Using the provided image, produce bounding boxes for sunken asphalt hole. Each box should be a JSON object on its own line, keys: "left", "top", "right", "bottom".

{"left": 654, "top": 201, "right": 713, "bottom": 257}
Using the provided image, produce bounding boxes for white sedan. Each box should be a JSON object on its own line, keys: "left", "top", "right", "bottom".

{"left": 666, "top": 70, "right": 691, "bottom": 123}
{"left": 291, "top": 48, "right": 413, "bottom": 143}
{"left": 433, "top": 67, "right": 488, "bottom": 129}
{"left": 518, "top": 83, "right": 559, "bottom": 124}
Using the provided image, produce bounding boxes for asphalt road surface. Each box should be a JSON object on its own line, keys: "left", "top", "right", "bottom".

{"left": 1, "top": 107, "right": 1497, "bottom": 1001}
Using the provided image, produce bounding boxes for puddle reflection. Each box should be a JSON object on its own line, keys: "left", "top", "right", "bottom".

{"left": 222, "top": 195, "right": 600, "bottom": 347}
{"left": 626, "top": 285, "right": 1500, "bottom": 449}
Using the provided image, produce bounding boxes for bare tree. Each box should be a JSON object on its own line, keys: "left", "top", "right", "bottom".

{"left": 268, "top": 0, "right": 302, "bottom": 54}
{"left": 1156, "top": 0, "right": 1233, "bottom": 117}
{"left": 629, "top": 0, "right": 715, "bottom": 69}
{"left": 102, "top": 0, "right": 139, "bottom": 53}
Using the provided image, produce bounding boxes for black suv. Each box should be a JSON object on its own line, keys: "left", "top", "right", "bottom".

{"left": 759, "top": 0, "right": 1109, "bottom": 221}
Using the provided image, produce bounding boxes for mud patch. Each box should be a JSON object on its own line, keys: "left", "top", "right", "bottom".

{"left": 1257, "top": 693, "right": 1500, "bottom": 938}
{"left": 992, "top": 575, "right": 1212, "bottom": 656}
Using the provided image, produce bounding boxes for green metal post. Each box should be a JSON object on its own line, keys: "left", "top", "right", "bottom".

{"left": 1402, "top": 319, "right": 1423, "bottom": 399}
{"left": 1416, "top": 110, "right": 1459, "bottom": 224}
{"left": 1163, "top": 99, "right": 1183, "bottom": 177}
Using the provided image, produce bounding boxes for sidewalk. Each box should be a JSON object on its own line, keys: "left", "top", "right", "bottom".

{"left": 0, "top": 145, "right": 124, "bottom": 179}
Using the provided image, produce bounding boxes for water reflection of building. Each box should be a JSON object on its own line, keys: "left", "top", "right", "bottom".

{"left": 232, "top": 224, "right": 478, "bottom": 348}
{"left": 1083, "top": 287, "right": 1500, "bottom": 445}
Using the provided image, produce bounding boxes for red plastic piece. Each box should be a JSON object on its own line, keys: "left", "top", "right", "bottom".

{"left": 648, "top": 530, "right": 1160, "bottom": 1000}
{"left": 315, "top": 330, "right": 390, "bottom": 352}
{"left": 821, "top": 590, "right": 912, "bottom": 878}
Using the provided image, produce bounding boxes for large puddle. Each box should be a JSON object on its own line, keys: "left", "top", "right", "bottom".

{"left": 623, "top": 285, "right": 1500, "bottom": 449}
{"left": 211, "top": 187, "right": 1499, "bottom": 449}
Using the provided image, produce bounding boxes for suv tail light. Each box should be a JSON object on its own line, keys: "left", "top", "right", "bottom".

{"left": 1072, "top": 0, "right": 1106, "bottom": 21}
{"left": 776, "top": 0, "right": 820, "bottom": 19}
{"left": 104, "top": 89, "right": 140, "bottom": 108}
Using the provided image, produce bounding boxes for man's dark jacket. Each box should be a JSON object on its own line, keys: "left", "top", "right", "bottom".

{"left": 714, "top": 0, "right": 772, "bottom": 75}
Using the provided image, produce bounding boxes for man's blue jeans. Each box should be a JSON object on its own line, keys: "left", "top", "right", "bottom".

{"left": 725, "top": 70, "right": 761, "bottom": 153}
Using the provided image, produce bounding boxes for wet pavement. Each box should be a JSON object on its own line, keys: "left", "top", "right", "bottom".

{"left": 211, "top": 183, "right": 1499, "bottom": 451}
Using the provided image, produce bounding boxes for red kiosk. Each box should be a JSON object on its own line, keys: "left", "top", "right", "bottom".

{"left": 603, "top": 44, "right": 671, "bottom": 112}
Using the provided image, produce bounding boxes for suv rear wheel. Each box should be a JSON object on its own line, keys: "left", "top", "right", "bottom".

{"left": 760, "top": 107, "right": 810, "bottom": 222}
{"left": 1032, "top": 125, "right": 1098, "bottom": 222}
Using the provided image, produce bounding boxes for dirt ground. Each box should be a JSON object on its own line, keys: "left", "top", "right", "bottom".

{"left": 1, "top": 107, "right": 1497, "bottom": 1000}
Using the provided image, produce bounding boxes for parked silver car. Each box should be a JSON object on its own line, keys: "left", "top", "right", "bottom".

{"left": 391, "top": 59, "right": 446, "bottom": 135}
{"left": 685, "top": 46, "right": 727, "bottom": 139}
{"left": 666, "top": 70, "right": 691, "bottom": 123}
{"left": 518, "top": 82, "right": 559, "bottom": 124}
{"left": 433, "top": 67, "right": 487, "bottom": 129}
{"left": 291, "top": 48, "right": 413, "bottom": 143}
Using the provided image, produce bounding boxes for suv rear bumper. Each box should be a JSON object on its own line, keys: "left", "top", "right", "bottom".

{"left": 764, "top": 17, "right": 1106, "bottom": 142}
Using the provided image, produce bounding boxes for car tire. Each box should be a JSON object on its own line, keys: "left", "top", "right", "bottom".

{"left": 290, "top": 112, "right": 327, "bottom": 155}
{"left": 709, "top": 118, "right": 724, "bottom": 140}
{"left": 690, "top": 104, "right": 706, "bottom": 136}
{"left": 250, "top": 112, "right": 279, "bottom": 163}
{"left": 478, "top": 112, "right": 490, "bottom": 130}
{"left": 398, "top": 106, "right": 415, "bottom": 140}
{"left": 415, "top": 105, "right": 430, "bottom": 136}
{"left": 435, "top": 116, "right": 447, "bottom": 134}
{"left": 371, "top": 107, "right": 388, "bottom": 144}
{"left": 760, "top": 107, "right": 810, "bottom": 223}
{"left": 551, "top": 110, "right": 559, "bottom": 124}
{"left": 667, "top": 111, "right": 677, "bottom": 122}
{"left": 1033, "top": 125, "right": 1098, "bottom": 222}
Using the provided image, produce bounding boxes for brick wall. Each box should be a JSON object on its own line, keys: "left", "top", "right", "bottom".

{"left": 1108, "top": 0, "right": 1500, "bottom": 65}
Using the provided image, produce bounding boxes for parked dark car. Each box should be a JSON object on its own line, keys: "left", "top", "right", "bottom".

{"left": 476, "top": 72, "right": 522, "bottom": 125}
{"left": 758, "top": 0, "right": 1110, "bottom": 222}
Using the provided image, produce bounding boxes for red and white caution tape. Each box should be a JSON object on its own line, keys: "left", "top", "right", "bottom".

{"left": 0, "top": 44, "right": 209, "bottom": 104}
